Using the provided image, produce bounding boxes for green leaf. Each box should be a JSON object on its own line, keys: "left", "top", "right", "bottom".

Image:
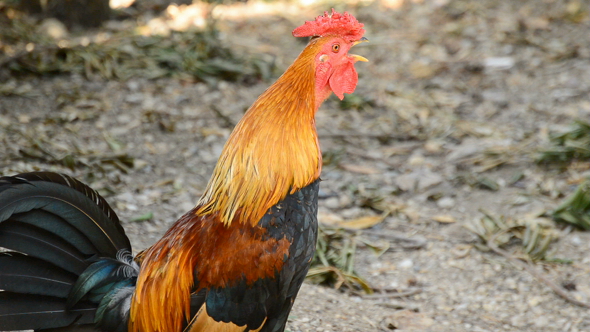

{"left": 131, "top": 212, "right": 154, "bottom": 222}
{"left": 553, "top": 181, "right": 590, "bottom": 230}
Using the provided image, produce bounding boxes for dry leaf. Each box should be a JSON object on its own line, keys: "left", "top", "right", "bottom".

{"left": 340, "top": 163, "right": 381, "bottom": 174}
{"left": 452, "top": 244, "right": 472, "bottom": 258}
{"left": 336, "top": 212, "right": 389, "bottom": 230}
{"left": 382, "top": 310, "right": 435, "bottom": 330}
{"left": 318, "top": 211, "right": 344, "bottom": 226}
{"left": 383, "top": 145, "right": 414, "bottom": 156}
{"left": 432, "top": 215, "right": 456, "bottom": 223}
{"left": 409, "top": 61, "right": 438, "bottom": 79}
{"left": 200, "top": 127, "right": 228, "bottom": 137}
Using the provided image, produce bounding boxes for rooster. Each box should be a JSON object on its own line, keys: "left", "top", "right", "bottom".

{"left": 0, "top": 9, "right": 367, "bottom": 332}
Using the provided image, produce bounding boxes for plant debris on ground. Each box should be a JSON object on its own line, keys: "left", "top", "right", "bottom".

{"left": 0, "top": 7, "right": 274, "bottom": 85}
{"left": 538, "top": 120, "right": 590, "bottom": 165}
{"left": 308, "top": 226, "right": 373, "bottom": 294}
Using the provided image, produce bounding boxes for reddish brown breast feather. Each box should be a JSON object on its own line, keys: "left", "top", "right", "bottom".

{"left": 292, "top": 8, "right": 365, "bottom": 41}
{"left": 192, "top": 214, "right": 291, "bottom": 289}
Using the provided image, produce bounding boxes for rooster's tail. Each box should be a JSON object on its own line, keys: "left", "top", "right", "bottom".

{"left": 0, "top": 172, "right": 137, "bottom": 331}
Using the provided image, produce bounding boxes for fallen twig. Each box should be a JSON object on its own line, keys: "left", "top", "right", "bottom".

{"left": 319, "top": 133, "right": 412, "bottom": 141}
{"left": 487, "top": 230, "right": 590, "bottom": 309}
{"left": 359, "top": 229, "right": 428, "bottom": 250}
{"left": 209, "top": 105, "right": 237, "bottom": 128}
{"left": 375, "top": 300, "right": 421, "bottom": 312}
{"left": 363, "top": 288, "right": 422, "bottom": 299}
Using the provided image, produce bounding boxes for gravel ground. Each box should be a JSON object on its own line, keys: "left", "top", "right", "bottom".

{"left": 1, "top": 0, "right": 590, "bottom": 331}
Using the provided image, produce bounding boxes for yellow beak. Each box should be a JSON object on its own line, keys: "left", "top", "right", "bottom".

{"left": 349, "top": 54, "right": 369, "bottom": 62}
{"left": 350, "top": 37, "right": 369, "bottom": 62}
{"left": 352, "top": 37, "right": 369, "bottom": 46}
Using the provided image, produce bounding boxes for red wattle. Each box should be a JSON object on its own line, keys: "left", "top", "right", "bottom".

{"left": 329, "top": 62, "right": 358, "bottom": 100}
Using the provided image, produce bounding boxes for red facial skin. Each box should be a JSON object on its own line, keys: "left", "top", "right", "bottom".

{"left": 313, "top": 36, "right": 362, "bottom": 105}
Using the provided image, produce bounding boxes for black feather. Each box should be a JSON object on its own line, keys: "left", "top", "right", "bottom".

{"left": 0, "top": 172, "right": 135, "bottom": 331}
{"left": 0, "top": 172, "right": 130, "bottom": 255}
{"left": 3, "top": 172, "right": 122, "bottom": 235}
{"left": 0, "top": 292, "right": 95, "bottom": 330}
{"left": 190, "top": 289, "right": 207, "bottom": 318}
{"left": 95, "top": 280, "right": 134, "bottom": 332}
{"left": 0, "top": 220, "right": 89, "bottom": 275}
{"left": 0, "top": 252, "right": 77, "bottom": 298}
{"left": 67, "top": 250, "right": 138, "bottom": 308}
{"left": 66, "top": 259, "right": 118, "bottom": 307}
{"left": 10, "top": 209, "right": 100, "bottom": 256}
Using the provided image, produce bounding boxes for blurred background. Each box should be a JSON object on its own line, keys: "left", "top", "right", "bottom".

{"left": 1, "top": 0, "right": 590, "bottom": 331}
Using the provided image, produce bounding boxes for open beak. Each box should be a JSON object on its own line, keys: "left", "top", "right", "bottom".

{"left": 353, "top": 37, "right": 369, "bottom": 46}
{"left": 350, "top": 54, "right": 369, "bottom": 62}
{"left": 350, "top": 37, "right": 369, "bottom": 62}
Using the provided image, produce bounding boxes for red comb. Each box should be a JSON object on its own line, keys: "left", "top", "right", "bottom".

{"left": 292, "top": 9, "right": 365, "bottom": 41}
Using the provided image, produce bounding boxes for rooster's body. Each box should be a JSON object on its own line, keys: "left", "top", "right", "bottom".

{"left": 0, "top": 10, "right": 366, "bottom": 332}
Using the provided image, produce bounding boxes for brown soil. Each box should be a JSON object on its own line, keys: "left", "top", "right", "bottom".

{"left": 1, "top": 0, "right": 590, "bottom": 331}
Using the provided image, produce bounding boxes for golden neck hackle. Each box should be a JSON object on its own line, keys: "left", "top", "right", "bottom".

{"left": 195, "top": 39, "right": 326, "bottom": 226}
{"left": 130, "top": 38, "right": 331, "bottom": 332}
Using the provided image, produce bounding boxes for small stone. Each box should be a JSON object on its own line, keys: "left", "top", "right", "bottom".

{"left": 116, "top": 192, "right": 135, "bottom": 202}
{"left": 18, "top": 114, "right": 31, "bottom": 123}
{"left": 395, "top": 168, "right": 443, "bottom": 192}
{"left": 533, "top": 316, "right": 549, "bottom": 328}
{"left": 437, "top": 197, "right": 455, "bottom": 209}
{"left": 424, "top": 140, "right": 443, "bottom": 153}
{"left": 528, "top": 296, "right": 542, "bottom": 307}
{"left": 145, "top": 223, "right": 158, "bottom": 233}
{"left": 38, "top": 18, "right": 68, "bottom": 39}
{"left": 324, "top": 197, "right": 340, "bottom": 209}
{"left": 511, "top": 314, "right": 528, "bottom": 327}
{"left": 340, "top": 207, "right": 362, "bottom": 219}
{"left": 505, "top": 278, "right": 517, "bottom": 290}
{"left": 339, "top": 194, "right": 352, "bottom": 207}
{"left": 408, "top": 153, "right": 425, "bottom": 166}
{"left": 484, "top": 57, "right": 515, "bottom": 70}
{"left": 482, "top": 303, "right": 495, "bottom": 312}
{"left": 180, "top": 201, "right": 194, "bottom": 212}
{"left": 571, "top": 235, "right": 583, "bottom": 246}
{"left": 447, "top": 143, "right": 481, "bottom": 161}
{"left": 398, "top": 259, "right": 413, "bottom": 269}
{"left": 125, "top": 93, "right": 144, "bottom": 104}
{"left": 127, "top": 80, "right": 141, "bottom": 92}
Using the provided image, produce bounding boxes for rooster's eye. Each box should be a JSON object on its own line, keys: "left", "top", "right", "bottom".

{"left": 332, "top": 44, "right": 340, "bottom": 53}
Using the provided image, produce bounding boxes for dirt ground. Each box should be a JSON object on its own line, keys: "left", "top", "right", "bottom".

{"left": 1, "top": 0, "right": 590, "bottom": 331}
